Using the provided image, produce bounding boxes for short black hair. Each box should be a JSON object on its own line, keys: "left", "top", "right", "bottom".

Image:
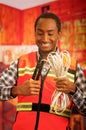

{"left": 34, "top": 12, "right": 61, "bottom": 32}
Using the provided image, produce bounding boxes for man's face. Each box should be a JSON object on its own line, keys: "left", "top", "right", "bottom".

{"left": 35, "top": 18, "right": 60, "bottom": 54}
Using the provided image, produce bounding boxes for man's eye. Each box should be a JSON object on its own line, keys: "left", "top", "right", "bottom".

{"left": 48, "top": 33, "right": 53, "bottom": 36}
{"left": 37, "top": 33, "right": 43, "bottom": 36}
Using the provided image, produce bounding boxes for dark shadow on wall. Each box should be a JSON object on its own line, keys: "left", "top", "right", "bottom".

{"left": 1, "top": 101, "right": 17, "bottom": 130}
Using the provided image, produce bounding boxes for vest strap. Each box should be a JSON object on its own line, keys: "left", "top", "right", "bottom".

{"left": 17, "top": 102, "right": 71, "bottom": 118}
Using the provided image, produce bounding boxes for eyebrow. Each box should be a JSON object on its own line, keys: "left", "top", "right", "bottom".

{"left": 37, "top": 28, "right": 55, "bottom": 32}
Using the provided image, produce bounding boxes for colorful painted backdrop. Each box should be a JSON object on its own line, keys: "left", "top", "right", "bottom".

{"left": 0, "top": 0, "right": 86, "bottom": 130}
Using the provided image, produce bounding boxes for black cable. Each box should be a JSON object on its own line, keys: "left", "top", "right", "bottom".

{"left": 32, "top": 59, "right": 44, "bottom": 80}
{"left": 32, "top": 60, "right": 44, "bottom": 130}
{"left": 32, "top": 59, "right": 50, "bottom": 130}
{"left": 32, "top": 58, "right": 41, "bottom": 80}
{"left": 34, "top": 78, "right": 44, "bottom": 130}
{"left": 34, "top": 63, "right": 50, "bottom": 130}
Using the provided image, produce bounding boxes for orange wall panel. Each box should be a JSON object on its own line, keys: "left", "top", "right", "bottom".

{"left": 23, "top": 7, "right": 41, "bottom": 45}
{"left": 0, "top": 4, "right": 22, "bottom": 45}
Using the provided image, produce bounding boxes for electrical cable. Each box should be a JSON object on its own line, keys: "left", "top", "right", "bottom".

{"left": 33, "top": 60, "right": 50, "bottom": 130}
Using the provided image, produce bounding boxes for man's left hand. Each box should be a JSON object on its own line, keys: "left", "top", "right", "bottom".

{"left": 54, "top": 77, "right": 76, "bottom": 94}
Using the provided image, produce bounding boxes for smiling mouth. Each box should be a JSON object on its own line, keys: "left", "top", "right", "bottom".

{"left": 41, "top": 43, "right": 50, "bottom": 47}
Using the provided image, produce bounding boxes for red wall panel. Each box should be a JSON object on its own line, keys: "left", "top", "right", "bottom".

{"left": 0, "top": 4, "right": 22, "bottom": 45}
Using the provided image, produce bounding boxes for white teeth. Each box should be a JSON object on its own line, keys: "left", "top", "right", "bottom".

{"left": 42, "top": 43, "right": 49, "bottom": 47}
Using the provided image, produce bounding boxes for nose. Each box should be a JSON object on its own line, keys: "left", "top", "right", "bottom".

{"left": 42, "top": 34, "right": 49, "bottom": 43}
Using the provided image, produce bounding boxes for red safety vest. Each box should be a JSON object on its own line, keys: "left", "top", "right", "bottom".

{"left": 13, "top": 52, "right": 76, "bottom": 130}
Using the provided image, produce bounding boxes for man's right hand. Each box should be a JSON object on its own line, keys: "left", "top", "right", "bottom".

{"left": 11, "top": 79, "right": 41, "bottom": 97}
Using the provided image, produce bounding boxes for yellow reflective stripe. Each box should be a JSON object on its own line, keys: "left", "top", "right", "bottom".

{"left": 18, "top": 67, "right": 35, "bottom": 76}
{"left": 17, "top": 102, "right": 71, "bottom": 118}
{"left": 67, "top": 72, "right": 74, "bottom": 78}
{"left": 47, "top": 70, "right": 56, "bottom": 77}
{"left": 18, "top": 67, "right": 75, "bottom": 81}
{"left": 17, "top": 102, "right": 32, "bottom": 111}
{"left": 18, "top": 67, "right": 35, "bottom": 71}
{"left": 18, "top": 67, "right": 56, "bottom": 77}
{"left": 49, "top": 109, "right": 71, "bottom": 118}
{"left": 67, "top": 72, "right": 74, "bottom": 82}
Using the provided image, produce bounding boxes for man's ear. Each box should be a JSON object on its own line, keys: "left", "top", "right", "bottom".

{"left": 57, "top": 31, "right": 62, "bottom": 50}
{"left": 58, "top": 31, "right": 62, "bottom": 39}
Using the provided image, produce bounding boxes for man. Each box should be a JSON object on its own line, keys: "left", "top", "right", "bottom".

{"left": 0, "top": 12, "right": 86, "bottom": 130}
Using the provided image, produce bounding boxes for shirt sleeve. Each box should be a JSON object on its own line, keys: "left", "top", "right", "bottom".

{"left": 72, "top": 63, "right": 86, "bottom": 115}
{"left": 0, "top": 60, "right": 18, "bottom": 101}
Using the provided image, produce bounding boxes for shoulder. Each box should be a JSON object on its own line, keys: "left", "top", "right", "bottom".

{"left": 18, "top": 52, "right": 37, "bottom": 67}
{"left": 19, "top": 52, "right": 37, "bottom": 60}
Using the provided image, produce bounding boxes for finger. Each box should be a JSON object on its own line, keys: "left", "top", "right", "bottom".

{"left": 29, "top": 88, "right": 40, "bottom": 95}
{"left": 31, "top": 91, "right": 39, "bottom": 95}
{"left": 56, "top": 84, "right": 65, "bottom": 88}
{"left": 27, "top": 86, "right": 40, "bottom": 95}
{"left": 57, "top": 88, "right": 69, "bottom": 94}
{"left": 32, "top": 81, "right": 41, "bottom": 86}
{"left": 31, "top": 86, "right": 40, "bottom": 92}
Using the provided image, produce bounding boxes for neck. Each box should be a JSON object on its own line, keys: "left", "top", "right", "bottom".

{"left": 39, "top": 51, "right": 49, "bottom": 59}
{"left": 39, "top": 47, "right": 58, "bottom": 59}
